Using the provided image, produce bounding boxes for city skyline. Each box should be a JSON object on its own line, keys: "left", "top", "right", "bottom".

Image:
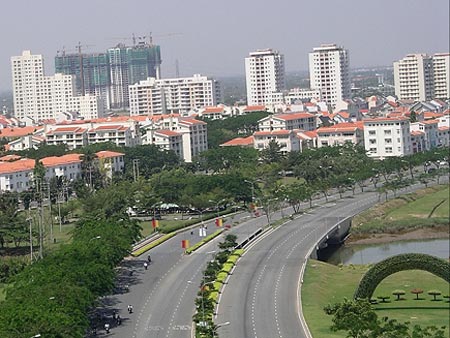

{"left": 0, "top": 0, "right": 448, "bottom": 92}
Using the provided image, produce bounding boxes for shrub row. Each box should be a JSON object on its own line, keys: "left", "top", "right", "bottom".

{"left": 131, "top": 232, "right": 177, "bottom": 257}
{"left": 354, "top": 253, "right": 450, "bottom": 299}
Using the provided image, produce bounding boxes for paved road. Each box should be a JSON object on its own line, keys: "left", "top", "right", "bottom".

{"left": 98, "top": 209, "right": 269, "bottom": 337}
{"left": 96, "top": 176, "right": 447, "bottom": 338}
{"left": 214, "top": 179, "right": 448, "bottom": 338}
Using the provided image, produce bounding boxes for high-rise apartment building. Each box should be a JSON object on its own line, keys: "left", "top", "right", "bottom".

{"left": 55, "top": 52, "right": 111, "bottom": 108}
{"left": 308, "top": 44, "right": 351, "bottom": 107}
{"left": 245, "top": 49, "right": 285, "bottom": 106}
{"left": 394, "top": 53, "right": 450, "bottom": 101}
{"left": 432, "top": 53, "right": 450, "bottom": 100}
{"left": 393, "top": 53, "right": 434, "bottom": 101}
{"left": 129, "top": 74, "right": 221, "bottom": 116}
{"left": 108, "top": 41, "right": 161, "bottom": 109}
{"left": 11, "top": 50, "right": 103, "bottom": 121}
{"left": 54, "top": 39, "right": 162, "bottom": 110}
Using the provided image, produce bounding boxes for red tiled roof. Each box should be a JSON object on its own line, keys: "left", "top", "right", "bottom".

{"left": 204, "top": 107, "right": 224, "bottom": 113}
{"left": 317, "top": 122, "right": 364, "bottom": 133}
{"left": 179, "top": 118, "right": 207, "bottom": 125}
{"left": 275, "top": 112, "right": 315, "bottom": 121}
{"left": 0, "top": 126, "right": 43, "bottom": 138}
{"left": 301, "top": 130, "right": 318, "bottom": 138}
{"left": 438, "top": 126, "right": 449, "bottom": 131}
{"left": 0, "top": 154, "right": 22, "bottom": 162}
{"left": 411, "top": 131, "right": 425, "bottom": 136}
{"left": 337, "top": 112, "right": 350, "bottom": 119}
{"left": 220, "top": 136, "right": 254, "bottom": 147}
{"left": 47, "top": 127, "right": 87, "bottom": 134}
{"left": 244, "top": 105, "right": 266, "bottom": 112}
{"left": 421, "top": 119, "right": 439, "bottom": 125}
{"left": 92, "top": 125, "right": 129, "bottom": 131}
{"left": 155, "top": 129, "right": 181, "bottom": 137}
{"left": 41, "top": 154, "right": 82, "bottom": 167}
{"left": 95, "top": 151, "right": 125, "bottom": 159}
{"left": 0, "top": 158, "right": 36, "bottom": 174}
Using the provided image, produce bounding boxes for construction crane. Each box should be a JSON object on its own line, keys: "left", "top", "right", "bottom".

{"left": 107, "top": 32, "right": 182, "bottom": 47}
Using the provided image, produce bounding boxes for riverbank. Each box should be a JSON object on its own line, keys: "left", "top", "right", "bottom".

{"left": 348, "top": 185, "right": 449, "bottom": 244}
{"left": 347, "top": 226, "right": 449, "bottom": 245}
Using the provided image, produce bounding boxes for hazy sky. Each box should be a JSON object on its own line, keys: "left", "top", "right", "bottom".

{"left": 0, "top": 0, "right": 448, "bottom": 91}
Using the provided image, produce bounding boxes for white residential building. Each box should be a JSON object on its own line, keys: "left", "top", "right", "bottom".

{"left": 0, "top": 152, "right": 124, "bottom": 192}
{"left": 150, "top": 129, "right": 183, "bottom": 158}
{"left": 394, "top": 53, "right": 434, "bottom": 101}
{"left": 129, "top": 74, "right": 221, "bottom": 116}
{"left": 433, "top": 53, "right": 450, "bottom": 100}
{"left": 309, "top": 44, "right": 351, "bottom": 107}
{"left": 317, "top": 122, "right": 364, "bottom": 148}
{"left": 253, "top": 130, "right": 300, "bottom": 153}
{"left": 363, "top": 117, "right": 412, "bottom": 158}
{"left": 245, "top": 49, "right": 285, "bottom": 106}
{"left": 284, "top": 88, "right": 321, "bottom": 104}
{"left": 177, "top": 118, "right": 208, "bottom": 163}
{"left": 410, "top": 120, "right": 439, "bottom": 151}
{"left": 45, "top": 127, "right": 89, "bottom": 149}
{"left": 258, "top": 112, "right": 317, "bottom": 132}
{"left": 11, "top": 51, "right": 104, "bottom": 121}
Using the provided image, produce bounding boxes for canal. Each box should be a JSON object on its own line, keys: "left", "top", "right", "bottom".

{"left": 324, "top": 238, "right": 450, "bottom": 265}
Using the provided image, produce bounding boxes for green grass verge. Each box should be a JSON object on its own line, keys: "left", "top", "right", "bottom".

{"left": 352, "top": 186, "right": 450, "bottom": 236}
{"left": 302, "top": 260, "right": 450, "bottom": 338}
{"left": 185, "top": 230, "right": 224, "bottom": 254}
{"left": 131, "top": 232, "right": 177, "bottom": 257}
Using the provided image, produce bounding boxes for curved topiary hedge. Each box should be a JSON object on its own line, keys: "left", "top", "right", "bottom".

{"left": 354, "top": 253, "right": 450, "bottom": 299}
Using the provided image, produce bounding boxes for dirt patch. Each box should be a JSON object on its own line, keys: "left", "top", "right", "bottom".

{"left": 347, "top": 227, "right": 449, "bottom": 245}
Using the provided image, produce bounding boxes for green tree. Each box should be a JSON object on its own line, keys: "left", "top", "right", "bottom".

{"left": 260, "top": 139, "right": 284, "bottom": 164}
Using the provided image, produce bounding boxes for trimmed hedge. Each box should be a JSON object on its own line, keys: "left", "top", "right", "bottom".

{"left": 221, "top": 262, "right": 234, "bottom": 274}
{"left": 354, "top": 253, "right": 450, "bottom": 299}
{"left": 216, "top": 272, "right": 228, "bottom": 284}
{"left": 131, "top": 232, "right": 177, "bottom": 257}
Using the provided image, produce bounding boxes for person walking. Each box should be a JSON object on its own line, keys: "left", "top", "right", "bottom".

{"left": 147, "top": 254, "right": 152, "bottom": 263}
{"left": 144, "top": 262, "right": 148, "bottom": 270}
{"left": 127, "top": 305, "right": 133, "bottom": 314}
{"left": 104, "top": 323, "right": 110, "bottom": 333}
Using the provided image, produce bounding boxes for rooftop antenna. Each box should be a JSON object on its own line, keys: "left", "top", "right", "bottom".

{"left": 132, "top": 33, "right": 136, "bottom": 47}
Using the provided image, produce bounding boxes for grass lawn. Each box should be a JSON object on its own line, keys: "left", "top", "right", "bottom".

{"left": 352, "top": 185, "right": 449, "bottom": 235}
{"left": 389, "top": 186, "right": 449, "bottom": 219}
{"left": 302, "top": 260, "right": 450, "bottom": 338}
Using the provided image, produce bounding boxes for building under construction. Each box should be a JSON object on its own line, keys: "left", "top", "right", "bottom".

{"left": 55, "top": 37, "right": 161, "bottom": 110}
